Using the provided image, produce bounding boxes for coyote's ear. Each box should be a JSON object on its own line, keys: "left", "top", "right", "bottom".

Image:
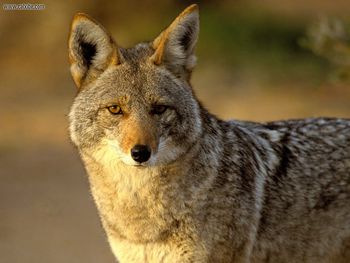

{"left": 68, "top": 13, "right": 121, "bottom": 88}
{"left": 151, "top": 4, "right": 199, "bottom": 79}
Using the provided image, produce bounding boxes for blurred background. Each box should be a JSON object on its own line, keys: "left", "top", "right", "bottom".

{"left": 1, "top": 0, "right": 350, "bottom": 262}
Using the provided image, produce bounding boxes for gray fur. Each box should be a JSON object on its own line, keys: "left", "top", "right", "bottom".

{"left": 68, "top": 5, "right": 350, "bottom": 263}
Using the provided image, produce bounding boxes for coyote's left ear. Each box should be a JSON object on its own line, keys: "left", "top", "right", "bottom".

{"left": 68, "top": 13, "right": 121, "bottom": 89}
{"left": 151, "top": 4, "right": 199, "bottom": 79}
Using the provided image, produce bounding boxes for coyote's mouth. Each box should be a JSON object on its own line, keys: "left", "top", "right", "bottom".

{"left": 131, "top": 163, "right": 147, "bottom": 168}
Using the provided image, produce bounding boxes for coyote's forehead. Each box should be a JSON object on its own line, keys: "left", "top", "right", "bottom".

{"left": 86, "top": 48, "right": 193, "bottom": 107}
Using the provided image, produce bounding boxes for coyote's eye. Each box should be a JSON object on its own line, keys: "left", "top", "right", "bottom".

{"left": 151, "top": 105, "right": 168, "bottom": 115}
{"left": 107, "top": 105, "right": 123, "bottom": 115}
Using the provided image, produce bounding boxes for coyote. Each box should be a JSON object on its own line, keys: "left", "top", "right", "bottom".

{"left": 68, "top": 4, "right": 350, "bottom": 263}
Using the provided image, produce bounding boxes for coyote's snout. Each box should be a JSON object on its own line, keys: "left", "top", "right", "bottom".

{"left": 68, "top": 4, "right": 350, "bottom": 263}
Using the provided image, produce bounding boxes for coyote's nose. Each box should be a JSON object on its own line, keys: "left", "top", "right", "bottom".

{"left": 131, "top": 144, "right": 151, "bottom": 163}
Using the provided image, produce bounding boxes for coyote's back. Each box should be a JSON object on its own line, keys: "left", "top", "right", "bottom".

{"left": 68, "top": 4, "right": 350, "bottom": 263}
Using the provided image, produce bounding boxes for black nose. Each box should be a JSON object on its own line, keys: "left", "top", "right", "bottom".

{"left": 131, "top": 144, "right": 151, "bottom": 163}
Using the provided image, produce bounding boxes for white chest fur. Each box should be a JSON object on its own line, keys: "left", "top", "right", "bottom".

{"left": 82, "top": 147, "right": 183, "bottom": 243}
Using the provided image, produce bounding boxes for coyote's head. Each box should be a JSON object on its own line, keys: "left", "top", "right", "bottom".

{"left": 68, "top": 5, "right": 203, "bottom": 167}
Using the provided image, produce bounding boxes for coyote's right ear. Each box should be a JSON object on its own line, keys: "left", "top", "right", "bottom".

{"left": 68, "top": 13, "right": 121, "bottom": 88}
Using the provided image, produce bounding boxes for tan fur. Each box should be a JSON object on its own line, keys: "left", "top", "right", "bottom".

{"left": 82, "top": 140, "right": 209, "bottom": 262}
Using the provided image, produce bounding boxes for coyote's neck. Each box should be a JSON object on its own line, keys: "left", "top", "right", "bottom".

{"left": 81, "top": 138, "right": 205, "bottom": 243}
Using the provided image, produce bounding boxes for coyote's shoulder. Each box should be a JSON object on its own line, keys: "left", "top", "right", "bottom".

{"left": 68, "top": 4, "right": 350, "bottom": 263}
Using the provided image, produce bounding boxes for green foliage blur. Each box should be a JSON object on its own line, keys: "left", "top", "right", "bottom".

{"left": 198, "top": 7, "right": 328, "bottom": 83}
{"left": 301, "top": 17, "right": 350, "bottom": 82}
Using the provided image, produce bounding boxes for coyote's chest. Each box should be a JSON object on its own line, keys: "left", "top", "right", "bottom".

{"left": 83, "top": 154, "right": 179, "bottom": 242}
